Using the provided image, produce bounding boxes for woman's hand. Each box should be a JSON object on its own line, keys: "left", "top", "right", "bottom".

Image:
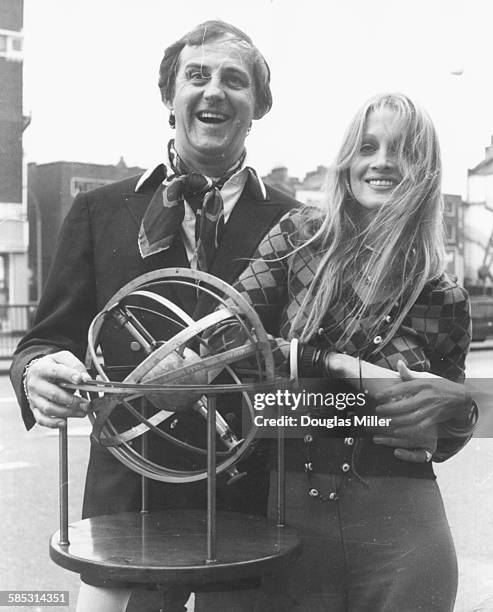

{"left": 24, "top": 351, "right": 92, "bottom": 428}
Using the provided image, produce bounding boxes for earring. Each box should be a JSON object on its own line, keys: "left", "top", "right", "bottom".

{"left": 169, "top": 111, "right": 176, "bottom": 129}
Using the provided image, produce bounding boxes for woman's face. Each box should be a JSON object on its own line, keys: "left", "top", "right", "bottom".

{"left": 349, "top": 107, "right": 403, "bottom": 211}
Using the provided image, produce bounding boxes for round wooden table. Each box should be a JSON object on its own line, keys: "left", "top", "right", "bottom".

{"left": 50, "top": 510, "right": 301, "bottom": 586}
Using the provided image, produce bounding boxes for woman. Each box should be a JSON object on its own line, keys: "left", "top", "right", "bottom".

{"left": 215, "top": 93, "right": 476, "bottom": 611}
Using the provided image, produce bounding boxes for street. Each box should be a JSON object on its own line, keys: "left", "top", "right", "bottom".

{"left": 0, "top": 373, "right": 89, "bottom": 611}
{"left": 0, "top": 348, "right": 492, "bottom": 612}
{"left": 434, "top": 346, "right": 493, "bottom": 612}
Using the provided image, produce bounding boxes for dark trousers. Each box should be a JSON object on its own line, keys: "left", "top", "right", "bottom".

{"left": 129, "top": 472, "right": 456, "bottom": 611}
{"left": 254, "top": 471, "right": 457, "bottom": 612}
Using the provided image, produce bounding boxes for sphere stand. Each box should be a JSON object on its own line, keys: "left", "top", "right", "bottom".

{"left": 48, "top": 269, "right": 301, "bottom": 609}
{"left": 50, "top": 394, "right": 300, "bottom": 585}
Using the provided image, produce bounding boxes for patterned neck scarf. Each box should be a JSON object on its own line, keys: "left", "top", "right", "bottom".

{"left": 138, "top": 140, "right": 246, "bottom": 272}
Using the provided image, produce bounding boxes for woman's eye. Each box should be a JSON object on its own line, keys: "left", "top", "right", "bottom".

{"left": 360, "top": 143, "right": 376, "bottom": 154}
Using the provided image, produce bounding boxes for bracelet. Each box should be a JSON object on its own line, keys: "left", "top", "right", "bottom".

{"left": 320, "top": 350, "right": 334, "bottom": 379}
{"left": 297, "top": 345, "right": 334, "bottom": 379}
{"left": 289, "top": 338, "right": 299, "bottom": 384}
{"left": 22, "top": 356, "right": 43, "bottom": 403}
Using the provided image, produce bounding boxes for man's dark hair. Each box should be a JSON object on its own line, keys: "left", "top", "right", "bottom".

{"left": 158, "top": 20, "right": 272, "bottom": 119}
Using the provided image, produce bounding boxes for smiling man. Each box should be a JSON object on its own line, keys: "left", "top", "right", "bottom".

{"left": 165, "top": 41, "right": 260, "bottom": 174}
{"left": 10, "top": 21, "right": 299, "bottom": 612}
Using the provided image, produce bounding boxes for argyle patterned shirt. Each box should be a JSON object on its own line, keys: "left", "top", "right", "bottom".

{"left": 215, "top": 208, "right": 473, "bottom": 463}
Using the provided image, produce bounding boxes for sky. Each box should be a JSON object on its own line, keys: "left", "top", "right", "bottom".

{"left": 21, "top": 0, "right": 493, "bottom": 197}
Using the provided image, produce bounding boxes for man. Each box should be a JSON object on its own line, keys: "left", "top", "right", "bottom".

{"left": 11, "top": 20, "right": 299, "bottom": 612}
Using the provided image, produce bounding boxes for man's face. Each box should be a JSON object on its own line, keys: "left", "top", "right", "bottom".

{"left": 168, "top": 39, "right": 257, "bottom": 172}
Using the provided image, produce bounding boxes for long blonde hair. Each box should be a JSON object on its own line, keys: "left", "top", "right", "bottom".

{"left": 291, "top": 93, "right": 445, "bottom": 352}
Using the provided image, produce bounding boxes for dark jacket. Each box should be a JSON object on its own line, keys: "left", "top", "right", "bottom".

{"left": 10, "top": 173, "right": 298, "bottom": 523}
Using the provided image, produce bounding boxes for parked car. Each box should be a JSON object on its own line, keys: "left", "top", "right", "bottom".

{"left": 470, "top": 296, "right": 493, "bottom": 342}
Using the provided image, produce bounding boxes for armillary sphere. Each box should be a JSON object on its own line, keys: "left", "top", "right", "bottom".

{"left": 77, "top": 268, "right": 278, "bottom": 484}
{"left": 51, "top": 268, "right": 300, "bottom": 589}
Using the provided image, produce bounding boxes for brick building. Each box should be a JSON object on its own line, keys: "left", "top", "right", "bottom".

{"left": 0, "top": 0, "right": 27, "bottom": 315}
{"left": 28, "top": 159, "right": 145, "bottom": 298}
{"left": 262, "top": 166, "right": 299, "bottom": 196}
{"left": 442, "top": 194, "right": 465, "bottom": 285}
{"left": 463, "top": 136, "right": 493, "bottom": 291}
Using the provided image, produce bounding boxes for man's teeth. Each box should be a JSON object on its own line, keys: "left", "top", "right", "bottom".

{"left": 367, "top": 179, "right": 395, "bottom": 186}
{"left": 198, "top": 112, "right": 227, "bottom": 122}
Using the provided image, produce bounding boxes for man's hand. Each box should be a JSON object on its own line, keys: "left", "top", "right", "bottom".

{"left": 24, "top": 351, "right": 91, "bottom": 428}
{"left": 372, "top": 360, "right": 439, "bottom": 463}
{"left": 375, "top": 360, "right": 470, "bottom": 427}
{"left": 372, "top": 427, "right": 438, "bottom": 463}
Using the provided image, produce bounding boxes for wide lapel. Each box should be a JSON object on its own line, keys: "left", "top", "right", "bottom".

{"left": 194, "top": 182, "right": 286, "bottom": 317}
{"left": 209, "top": 189, "right": 280, "bottom": 285}
{"left": 122, "top": 185, "right": 195, "bottom": 313}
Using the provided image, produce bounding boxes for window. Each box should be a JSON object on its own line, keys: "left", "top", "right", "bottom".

{"left": 443, "top": 198, "right": 456, "bottom": 216}
{"left": 11, "top": 37, "right": 22, "bottom": 52}
{"left": 0, "top": 31, "right": 23, "bottom": 59}
{"left": 444, "top": 218, "right": 456, "bottom": 243}
{"left": 0, "top": 254, "right": 9, "bottom": 305}
{"left": 444, "top": 248, "right": 457, "bottom": 277}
